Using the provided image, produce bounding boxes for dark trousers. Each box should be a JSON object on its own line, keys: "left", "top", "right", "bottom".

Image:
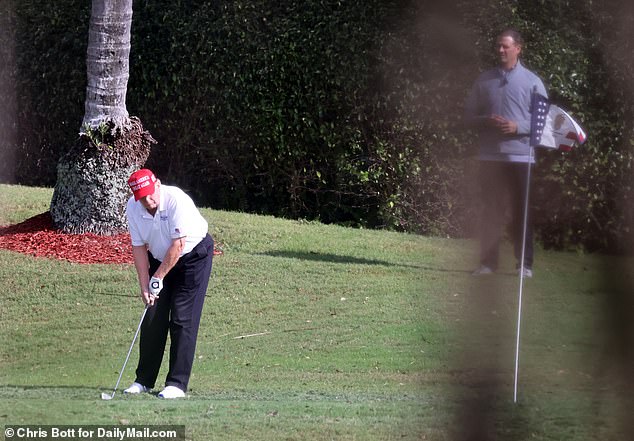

{"left": 135, "top": 234, "right": 214, "bottom": 392}
{"left": 478, "top": 161, "right": 533, "bottom": 271}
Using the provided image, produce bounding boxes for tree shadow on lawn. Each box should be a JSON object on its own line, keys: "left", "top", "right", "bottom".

{"left": 0, "top": 384, "right": 177, "bottom": 400}
{"left": 0, "top": 384, "right": 120, "bottom": 399}
{"left": 259, "top": 250, "right": 472, "bottom": 274}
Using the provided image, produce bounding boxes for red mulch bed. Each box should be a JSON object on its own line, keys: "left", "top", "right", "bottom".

{"left": 0, "top": 212, "right": 224, "bottom": 264}
{"left": 0, "top": 212, "right": 134, "bottom": 264}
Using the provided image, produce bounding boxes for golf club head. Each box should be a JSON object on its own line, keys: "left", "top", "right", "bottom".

{"left": 101, "top": 392, "right": 114, "bottom": 400}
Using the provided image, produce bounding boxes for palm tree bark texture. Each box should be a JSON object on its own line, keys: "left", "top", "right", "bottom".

{"left": 51, "top": 0, "right": 155, "bottom": 235}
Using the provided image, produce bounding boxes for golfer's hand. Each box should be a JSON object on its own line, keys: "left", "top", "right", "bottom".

{"left": 141, "top": 290, "right": 158, "bottom": 306}
{"left": 489, "top": 115, "right": 517, "bottom": 135}
{"left": 149, "top": 276, "right": 163, "bottom": 297}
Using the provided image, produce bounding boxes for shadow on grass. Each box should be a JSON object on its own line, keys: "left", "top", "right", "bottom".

{"left": 0, "top": 384, "right": 176, "bottom": 403}
{"left": 259, "top": 250, "right": 472, "bottom": 274}
{"left": 0, "top": 384, "right": 116, "bottom": 398}
{"left": 97, "top": 292, "right": 137, "bottom": 299}
{"left": 0, "top": 384, "right": 98, "bottom": 391}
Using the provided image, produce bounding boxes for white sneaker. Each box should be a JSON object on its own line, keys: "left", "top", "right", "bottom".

{"left": 123, "top": 382, "right": 150, "bottom": 394}
{"left": 158, "top": 386, "right": 186, "bottom": 399}
{"left": 471, "top": 265, "right": 494, "bottom": 276}
{"left": 518, "top": 267, "right": 533, "bottom": 278}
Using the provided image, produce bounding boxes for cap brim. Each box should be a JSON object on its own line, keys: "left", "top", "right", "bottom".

{"left": 133, "top": 184, "right": 155, "bottom": 201}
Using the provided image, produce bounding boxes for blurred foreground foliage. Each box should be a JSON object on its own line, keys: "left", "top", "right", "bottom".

{"left": 6, "top": 0, "right": 633, "bottom": 252}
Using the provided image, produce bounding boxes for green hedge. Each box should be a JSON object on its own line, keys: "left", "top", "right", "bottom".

{"left": 9, "top": 0, "right": 634, "bottom": 252}
{"left": 128, "top": 0, "right": 417, "bottom": 228}
{"left": 12, "top": 0, "right": 88, "bottom": 185}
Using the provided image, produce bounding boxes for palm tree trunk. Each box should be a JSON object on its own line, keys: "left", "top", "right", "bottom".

{"left": 50, "top": 0, "right": 154, "bottom": 235}
{"left": 82, "top": 0, "right": 132, "bottom": 131}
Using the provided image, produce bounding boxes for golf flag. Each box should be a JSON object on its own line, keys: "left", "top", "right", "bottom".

{"left": 530, "top": 92, "right": 587, "bottom": 150}
{"left": 515, "top": 92, "right": 588, "bottom": 404}
{"left": 530, "top": 92, "right": 550, "bottom": 147}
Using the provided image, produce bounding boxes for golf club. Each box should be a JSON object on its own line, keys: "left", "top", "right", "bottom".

{"left": 101, "top": 304, "right": 150, "bottom": 400}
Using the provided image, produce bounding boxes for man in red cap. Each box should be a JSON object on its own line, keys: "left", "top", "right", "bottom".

{"left": 124, "top": 169, "right": 214, "bottom": 399}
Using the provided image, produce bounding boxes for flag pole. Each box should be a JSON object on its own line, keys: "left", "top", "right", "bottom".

{"left": 512, "top": 89, "right": 585, "bottom": 402}
{"left": 513, "top": 146, "right": 533, "bottom": 403}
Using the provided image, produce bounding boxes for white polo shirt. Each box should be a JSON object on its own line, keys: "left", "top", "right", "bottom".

{"left": 126, "top": 185, "right": 208, "bottom": 262}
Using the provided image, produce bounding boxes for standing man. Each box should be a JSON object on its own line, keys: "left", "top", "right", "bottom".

{"left": 464, "top": 29, "right": 547, "bottom": 278}
{"left": 124, "top": 169, "right": 214, "bottom": 398}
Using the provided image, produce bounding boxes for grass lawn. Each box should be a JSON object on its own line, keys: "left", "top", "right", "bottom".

{"left": 0, "top": 184, "right": 632, "bottom": 440}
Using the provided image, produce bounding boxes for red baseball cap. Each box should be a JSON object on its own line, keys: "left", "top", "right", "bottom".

{"left": 128, "top": 169, "right": 157, "bottom": 201}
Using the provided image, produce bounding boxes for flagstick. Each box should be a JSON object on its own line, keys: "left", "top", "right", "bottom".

{"left": 513, "top": 147, "right": 534, "bottom": 403}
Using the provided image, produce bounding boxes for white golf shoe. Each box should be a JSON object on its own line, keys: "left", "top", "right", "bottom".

{"left": 123, "top": 382, "right": 150, "bottom": 394}
{"left": 471, "top": 265, "right": 494, "bottom": 276}
{"left": 518, "top": 267, "right": 533, "bottom": 278}
{"left": 158, "top": 386, "right": 186, "bottom": 399}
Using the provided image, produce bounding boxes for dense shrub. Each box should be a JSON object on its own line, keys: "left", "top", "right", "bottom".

{"left": 12, "top": 0, "right": 89, "bottom": 186}
{"left": 7, "top": 0, "right": 634, "bottom": 252}
{"left": 128, "top": 0, "right": 416, "bottom": 228}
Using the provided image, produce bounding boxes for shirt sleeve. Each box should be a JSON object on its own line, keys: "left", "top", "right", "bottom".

{"left": 126, "top": 199, "right": 145, "bottom": 246}
{"left": 464, "top": 82, "right": 487, "bottom": 128}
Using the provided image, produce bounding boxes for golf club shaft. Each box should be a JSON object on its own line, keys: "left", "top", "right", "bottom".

{"left": 513, "top": 151, "right": 533, "bottom": 403}
{"left": 109, "top": 304, "right": 149, "bottom": 395}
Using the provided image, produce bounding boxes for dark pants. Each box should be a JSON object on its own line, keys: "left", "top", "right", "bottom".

{"left": 478, "top": 161, "right": 533, "bottom": 271}
{"left": 135, "top": 234, "right": 214, "bottom": 392}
